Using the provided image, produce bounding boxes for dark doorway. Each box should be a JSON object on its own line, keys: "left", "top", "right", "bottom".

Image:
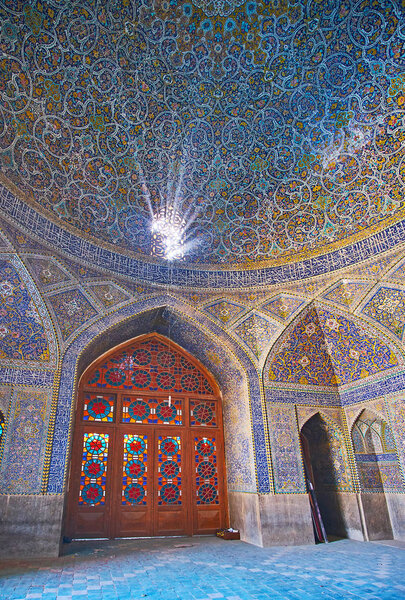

{"left": 301, "top": 413, "right": 348, "bottom": 541}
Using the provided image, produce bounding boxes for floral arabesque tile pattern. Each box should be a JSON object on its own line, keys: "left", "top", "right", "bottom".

{"left": 260, "top": 294, "right": 305, "bottom": 321}
{"left": 266, "top": 404, "right": 305, "bottom": 493}
{"left": 203, "top": 300, "right": 246, "bottom": 324}
{"left": 1, "top": 1, "right": 405, "bottom": 272}
{"left": 266, "top": 307, "right": 338, "bottom": 386}
{"left": 317, "top": 308, "right": 399, "bottom": 385}
{"left": 0, "top": 388, "right": 52, "bottom": 493}
{"left": 47, "top": 289, "right": 98, "bottom": 341}
{"left": 0, "top": 258, "right": 50, "bottom": 361}
{"left": 361, "top": 287, "right": 405, "bottom": 340}
{"left": 321, "top": 280, "right": 371, "bottom": 309}
{"left": 266, "top": 306, "right": 400, "bottom": 387}
{"left": 233, "top": 313, "right": 279, "bottom": 359}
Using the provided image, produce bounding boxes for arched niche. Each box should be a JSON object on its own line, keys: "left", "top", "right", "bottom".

{"left": 263, "top": 301, "right": 404, "bottom": 397}
{"left": 46, "top": 297, "right": 267, "bottom": 507}
{"left": 351, "top": 409, "right": 403, "bottom": 494}
{"left": 301, "top": 412, "right": 353, "bottom": 541}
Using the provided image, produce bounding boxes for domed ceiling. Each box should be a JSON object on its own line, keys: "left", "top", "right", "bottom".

{"left": 0, "top": 0, "right": 404, "bottom": 270}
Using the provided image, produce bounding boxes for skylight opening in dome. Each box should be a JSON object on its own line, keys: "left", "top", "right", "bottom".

{"left": 151, "top": 209, "right": 186, "bottom": 261}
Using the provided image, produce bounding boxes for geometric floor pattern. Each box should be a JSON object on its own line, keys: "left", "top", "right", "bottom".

{"left": 0, "top": 537, "right": 404, "bottom": 600}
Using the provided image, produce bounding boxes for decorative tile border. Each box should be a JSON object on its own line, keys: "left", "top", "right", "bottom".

{"left": 266, "top": 403, "right": 306, "bottom": 494}
{"left": 2, "top": 185, "right": 405, "bottom": 288}
{"left": 0, "top": 367, "right": 55, "bottom": 387}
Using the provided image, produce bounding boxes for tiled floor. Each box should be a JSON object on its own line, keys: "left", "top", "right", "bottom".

{"left": 0, "top": 536, "right": 404, "bottom": 600}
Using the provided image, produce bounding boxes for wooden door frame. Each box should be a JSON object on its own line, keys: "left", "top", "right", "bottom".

{"left": 65, "top": 333, "right": 229, "bottom": 539}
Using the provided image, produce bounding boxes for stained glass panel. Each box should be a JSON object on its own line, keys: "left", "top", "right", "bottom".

{"left": 190, "top": 400, "right": 217, "bottom": 427}
{"left": 122, "top": 434, "right": 148, "bottom": 505}
{"left": 79, "top": 433, "right": 109, "bottom": 505}
{"left": 83, "top": 393, "right": 115, "bottom": 422}
{"left": 122, "top": 396, "right": 182, "bottom": 425}
{"left": 85, "top": 338, "right": 214, "bottom": 394}
{"left": 195, "top": 436, "right": 219, "bottom": 505}
{"left": 157, "top": 435, "right": 182, "bottom": 505}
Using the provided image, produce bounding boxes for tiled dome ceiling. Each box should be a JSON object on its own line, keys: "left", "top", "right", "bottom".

{"left": 0, "top": 0, "right": 404, "bottom": 269}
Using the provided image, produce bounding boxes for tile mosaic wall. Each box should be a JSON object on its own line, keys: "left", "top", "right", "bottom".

{"left": 1, "top": 216, "right": 405, "bottom": 503}
{"left": 388, "top": 397, "right": 405, "bottom": 479}
{"left": 203, "top": 300, "right": 246, "bottom": 325}
{"left": 47, "top": 288, "right": 99, "bottom": 341}
{"left": 321, "top": 280, "right": 371, "bottom": 310}
{"left": 265, "top": 305, "right": 402, "bottom": 389}
{"left": 260, "top": 295, "right": 305, "bottom": 322}
{"left": 317, "top": 307, "right": 400, "bottom": 385}
{"left": 0, "top": 387, "right": 52, "bottom": 494}
{"left": 362, "top": 286, "right": 405, "bottom": 341}
{"left": 25, "top": 257, "right": 73, "bottom": 290}
{"left": 0, "top": 386, "right": 12, "bottom": 466}
{"left": 266, "top": 404, "right": 305, "bottom": 494}
{"left": 266, "top": 307, "right": 338, "bottom": 387}
{"left": 232, "top": 312, "right": 280, "bottom": 360}
{"left": 86, "top": 283, "right": 131, "bottom": 309}
{"left": 0, "top": 254, "right": 58, "bottom": 369}
{"left": 0, "top": 386, "right": 12, "bottom": 418}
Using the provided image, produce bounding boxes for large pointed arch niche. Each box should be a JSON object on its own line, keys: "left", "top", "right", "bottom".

{"left": 65, "top": 333, "right": 228, "bottom": 539}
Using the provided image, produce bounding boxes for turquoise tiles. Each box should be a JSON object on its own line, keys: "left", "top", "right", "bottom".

{"left": 0, "top": 537, "right": 404, "bottom": 600}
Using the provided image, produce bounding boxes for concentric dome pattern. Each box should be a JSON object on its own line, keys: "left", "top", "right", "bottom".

{"left": 0, "top": 0, "right": 404, "bottom": 270}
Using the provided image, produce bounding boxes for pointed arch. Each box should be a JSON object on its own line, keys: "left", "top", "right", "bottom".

{"left": 263, "top": 302, "right": 339, "bottom": 389}
{"left": 301, "top": 412, "right": 353, "bottom": 493}
{"left": 263, "top": 300, "right": 404, "bottom": 393}
{"left": 44, "top": 294, "right": 270, "bottom": 498}
{"left": 81, "top": 332, "right": 221, "bottom": 397}
{"left": 351, "top": 409, "right": 404, "bottom": 493}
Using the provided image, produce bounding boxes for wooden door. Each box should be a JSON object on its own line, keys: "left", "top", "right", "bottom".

{"left": 65, "top": 334, "right": 228, "bottom": 539}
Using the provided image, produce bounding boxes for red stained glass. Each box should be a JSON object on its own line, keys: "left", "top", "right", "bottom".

{"left": 122, "top": 434, "right": 148, "bottom": 505}
{"left": 195, "top": 436, "right": 219, "bottom": 505}
{"left": 158, "top": 436, "right": 182, "bottom": 505}
{"left": 79, "top": 433, "right": 109, "bottom": 506}
{"left": 190, "top": 400, "right": 217, "bottom": 427}
{"left": 85, "top": 338, "right": 214, "bottom": 395}
{"left": 122, "top": 396, "right": 182, "bottom": 425}
{"left": 83, "top": 393, "right": 115, "bottom": 422}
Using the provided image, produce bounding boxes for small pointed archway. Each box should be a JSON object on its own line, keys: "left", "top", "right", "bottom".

{"left": 351, "top": 409, "right": 403, "bottom": 493}
{"left": 65, "top": 333, "right": 228, "bottom": 539}
{"left": 301, "top": 413, "right": 353, "bottom": 542}
{"left": 350, "top": 409, "right": 404, "bottom": 540}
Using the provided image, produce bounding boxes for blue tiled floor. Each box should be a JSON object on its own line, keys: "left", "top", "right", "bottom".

{"left": 0, "top": 537, "right": 404, "bottom": 600}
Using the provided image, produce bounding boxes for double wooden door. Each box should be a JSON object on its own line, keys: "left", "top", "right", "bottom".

{"left": 65, "top": 390, "right": 228, "bottom": 539}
